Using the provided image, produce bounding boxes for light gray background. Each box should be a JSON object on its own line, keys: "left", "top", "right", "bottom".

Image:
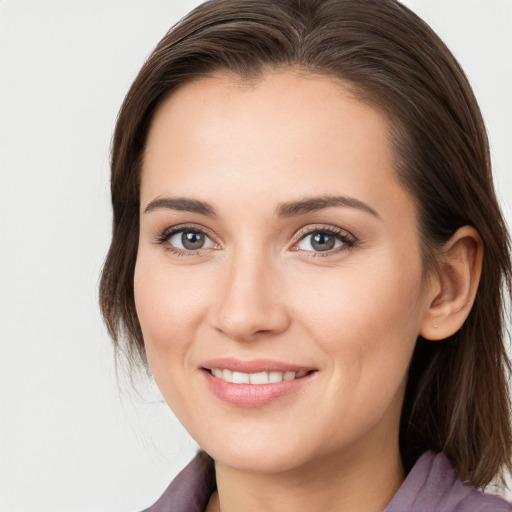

{"left": 1, "top": 1, "right": 511, "bottom": 511}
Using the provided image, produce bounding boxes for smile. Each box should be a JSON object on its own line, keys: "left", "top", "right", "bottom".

{"left": 210, "top": 368, "right": 309, "bottom": 384}
{"left": 201, "top": 360, "right": 316, "bottom": 407}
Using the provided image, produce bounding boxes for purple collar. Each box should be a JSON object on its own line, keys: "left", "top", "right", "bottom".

{"left": 143, "top": 451, "right": 511, "bottom": 512}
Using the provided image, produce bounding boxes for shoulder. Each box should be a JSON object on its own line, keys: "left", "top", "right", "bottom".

{"left": 385, "top": 451, "right": 512, "bottom": 512}
{"left": 141, "top": 451, "right": 216, "bottom": 512}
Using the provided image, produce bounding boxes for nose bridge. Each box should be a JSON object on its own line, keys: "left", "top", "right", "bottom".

{"left": 212, "top": 242, "right": 288, "bottom": 340}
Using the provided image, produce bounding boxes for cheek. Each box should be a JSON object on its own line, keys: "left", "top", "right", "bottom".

{"left": 299, "top": 261, "right": 422, "bottom": 322}
{"left": 133, "top": 253, "right": 216, "bottom": 424}
{"left": 133, "top": 254, "right": 209, "bottom": 369}
{"left": 292, "top": 252, "right": 425, "bottom": 384}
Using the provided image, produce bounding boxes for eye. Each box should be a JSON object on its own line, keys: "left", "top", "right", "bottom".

{"left": 169, "top": 229, "right": 214, "bottom": 250}
{"left": 294, "top": 227, "right": 356, "bottom": 254}
{"left": 156, "top": 226, "right": 217, "bottom": 254}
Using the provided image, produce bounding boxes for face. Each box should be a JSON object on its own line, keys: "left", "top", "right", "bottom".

{"left": 135, "top": 70, "right": 434, "bottom": 474}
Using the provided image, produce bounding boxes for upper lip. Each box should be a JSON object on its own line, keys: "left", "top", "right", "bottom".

{"left": 201, "top": 358, "right": 315, "bottom": 374}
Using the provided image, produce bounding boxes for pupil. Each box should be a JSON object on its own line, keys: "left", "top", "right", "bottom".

{"left": 182, "top": 231, "right": 204, "bottom": 250}
{"left": 312, "top": 232, "right": 335, "bottom": 251}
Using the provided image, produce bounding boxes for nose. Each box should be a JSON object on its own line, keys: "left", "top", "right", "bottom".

{"left": 210, "top": 250, "right": 290, "bottom": 342}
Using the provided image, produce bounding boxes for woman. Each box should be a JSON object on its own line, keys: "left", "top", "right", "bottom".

{"left": 99, "top": 0, "right": 512, "bottom": 510}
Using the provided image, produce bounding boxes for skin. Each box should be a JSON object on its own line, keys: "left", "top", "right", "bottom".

{"left": 134, "top": 70, "right": 482, "bottom": 512}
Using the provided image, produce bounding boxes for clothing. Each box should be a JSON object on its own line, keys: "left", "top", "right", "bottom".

{"left": 142, "top": 451, "right": 511, "bottom": 512}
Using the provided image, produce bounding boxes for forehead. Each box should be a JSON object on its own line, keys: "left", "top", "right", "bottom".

{"left": 145, "top": 70, "right": 391, "bottom": 158}
{"left": 141, "top": 70, "right": 412, "bottom": 222}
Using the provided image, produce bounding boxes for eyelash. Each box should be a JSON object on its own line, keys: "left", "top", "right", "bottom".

{"left": 154, "top": 224, "right": 358, "bottom": 257}
{"left": 292, "top": 225, "right": 358, "bottom": 257}
{"left": 154, "top": 223, "right": 218, "bottom": 257}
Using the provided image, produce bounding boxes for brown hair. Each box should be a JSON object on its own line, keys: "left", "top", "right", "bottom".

{"left": 99, "top": 0, "right": 511, "bottom": 487}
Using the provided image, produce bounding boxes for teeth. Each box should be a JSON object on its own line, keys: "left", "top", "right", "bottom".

{"left": 210, "top": 368, "right": 309, "bottom": 384}
{"left": 269, "top": 371, "right": 283, "bottom": 383}
{"left": 232, "top": 371, "right": 250, "bottom": 384}
{"left": 249, "top": 371, "right": 268, "bottom": 384}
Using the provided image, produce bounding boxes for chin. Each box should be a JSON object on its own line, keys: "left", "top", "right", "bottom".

{"left": 207, "top": 442, "right": 313, "bottom": 474}
{"left": 191, "top": 422, "right": 329, "bottom": 475}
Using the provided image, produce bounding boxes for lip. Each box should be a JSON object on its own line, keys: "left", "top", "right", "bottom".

{"left": 201, "top": 358, "right": 313, "bottom": 374}
{"left": 200, "top": 358, "right": 317, "bottom": 408}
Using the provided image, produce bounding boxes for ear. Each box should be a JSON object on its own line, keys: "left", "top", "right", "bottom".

{"left": 420, "top": 226, "right": 483, "bottom": 341}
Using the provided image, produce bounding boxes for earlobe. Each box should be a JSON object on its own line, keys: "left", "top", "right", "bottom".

{"left": 420, "top": 226, "right": 483, "bottom": 341}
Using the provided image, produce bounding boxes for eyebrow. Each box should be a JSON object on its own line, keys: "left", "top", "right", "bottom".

{"left": 144, "top": 197, "right": 217, "bottom": 216}
{"left": 276, "top": 195, "right": 380, "bottom": 218}
{"left": 143, "top": 194, "right": 379, "bottom": 219}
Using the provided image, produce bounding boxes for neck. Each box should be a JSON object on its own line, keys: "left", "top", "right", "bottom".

{"left": 209, "top": 434, "right": 405, "bottom": 512}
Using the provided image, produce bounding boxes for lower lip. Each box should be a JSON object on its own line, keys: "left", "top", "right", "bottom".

{"left": 202, "top": 370, "right": 314, "bottom": 408}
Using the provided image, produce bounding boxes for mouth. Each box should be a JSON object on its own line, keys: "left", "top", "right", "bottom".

{"left": 207, "top": 368, "right": 311, "bottom": 384}
{"left": 200, "top": 359, "right": 317, "bottom": 407}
